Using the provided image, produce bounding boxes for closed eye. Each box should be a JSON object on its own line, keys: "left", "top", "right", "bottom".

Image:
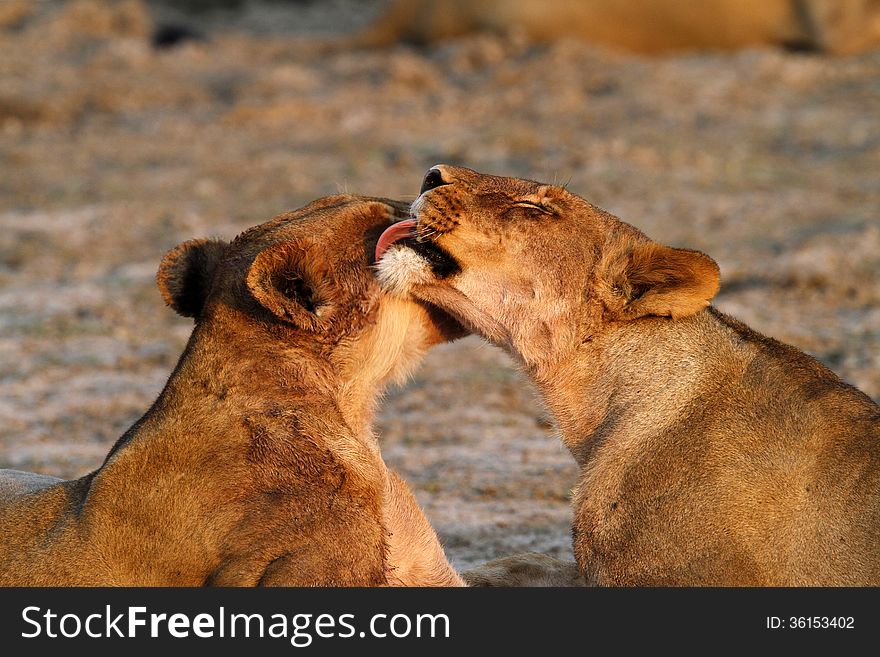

{"left": 511, "top": 201, "right": 554, "bottom": 215}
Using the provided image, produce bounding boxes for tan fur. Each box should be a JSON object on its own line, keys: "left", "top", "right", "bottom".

{"left": 0, "top": 195, "right": 464, "bottom": 587}
{"left": 464, "top": 553, "right": 586, "bottom": 587}
{"left": 352, "top": 0, "right": 880, "bottom": 54}
{"left": 378, "top": 165, "right": 880, "bottom": 586}
{"left": 383, "top": 471, "right": 465, "bottom": 586}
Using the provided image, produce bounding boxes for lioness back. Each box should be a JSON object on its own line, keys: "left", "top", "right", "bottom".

{"left": 356, "top": 0, "right": 880, "bottom": 54}
{"left": 0, "top": 469, "right": 61, "bottom": 502}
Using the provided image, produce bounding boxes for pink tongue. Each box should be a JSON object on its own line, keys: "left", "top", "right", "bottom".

{"left": 375, "top": 219, "right": 417, "bottom": 261}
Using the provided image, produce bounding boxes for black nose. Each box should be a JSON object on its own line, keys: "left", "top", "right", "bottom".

{"left": 420, "top": 168, "right": 448, "bottom": 194}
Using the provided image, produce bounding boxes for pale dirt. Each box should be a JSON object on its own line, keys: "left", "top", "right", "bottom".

{"left": 0, "top": 1, "right": 878, "bottom": 570}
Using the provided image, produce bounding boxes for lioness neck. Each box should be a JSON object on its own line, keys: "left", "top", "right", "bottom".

{"left": 109, "top": 298, "right": 426, "bottom": 468}
{"left": 332, "top": 296, "right": 434, "bottom": 436}
{"left": 530, "top": 309, "right": 750, "bottom": 465}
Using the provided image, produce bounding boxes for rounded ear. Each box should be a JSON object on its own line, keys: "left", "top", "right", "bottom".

{"left": 599, "top": 238, "right": 720, "bottom": 321}
{"left": 157, "top": 238, "right": 228, "bottom": 318}
{"left": 245, "top": 241, "right": 338, "bottom": 330}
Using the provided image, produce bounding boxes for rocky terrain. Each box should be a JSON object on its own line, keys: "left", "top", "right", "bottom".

{"left": 1, "top": 0, "right": 878, "bottom": 569}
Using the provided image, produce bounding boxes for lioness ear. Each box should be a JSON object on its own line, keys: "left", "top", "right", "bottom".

{"left": 157, "top": 238, "right": 228, "bottom": 318}
{"left": 245, "top": 241, "right": 336, "bottom": 329}
{"left": 600, "top": 239, "right": 720, "bottom": 320}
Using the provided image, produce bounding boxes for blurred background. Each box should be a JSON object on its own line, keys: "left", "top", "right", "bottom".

{"left": 1, "top": 0, "right": 878, "bottom": 569}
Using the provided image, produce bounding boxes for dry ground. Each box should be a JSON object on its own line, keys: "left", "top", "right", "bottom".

{"left": 1, "top": 0, "right": 878, "bottom": 569}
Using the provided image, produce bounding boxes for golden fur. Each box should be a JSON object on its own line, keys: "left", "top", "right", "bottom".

{"left": 0, "top": 196, "right": 464, "bottom": 587}
{"left": 377, "top": 165, "right": 880, "bottom": 586}
{"left": 352, "top": 0, "right": 880, "bottom": 54}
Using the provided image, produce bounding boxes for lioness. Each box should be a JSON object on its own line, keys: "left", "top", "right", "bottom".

{"left": 352, "top": 0, "right": 880, "bottom": 55}
{"left": 376, "top": 165, "right": 880, "bottom": 586}
{"left": 0, "top": 195, "right": 464, "bottom": 587}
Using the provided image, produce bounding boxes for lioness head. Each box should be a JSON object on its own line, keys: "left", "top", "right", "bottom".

{"left": 158, "top": 195, "right": 462, "bottom": 389}
{"left": 376, "top": 165, "right": 720, "bottom": 367}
